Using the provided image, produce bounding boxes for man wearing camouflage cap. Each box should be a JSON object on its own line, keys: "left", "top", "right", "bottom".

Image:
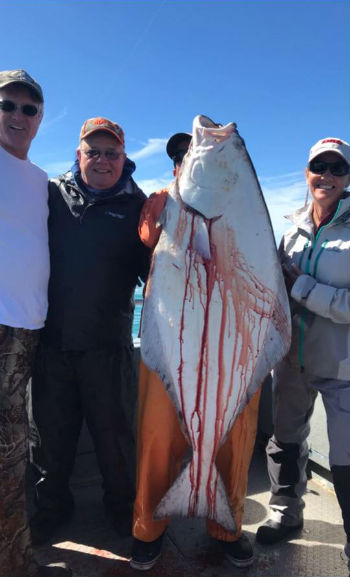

{"left": 30, "top": 117, "right": 150, "bottom": 545}
{"left": 0, "top": 69, "right": 71, "bottom": 576}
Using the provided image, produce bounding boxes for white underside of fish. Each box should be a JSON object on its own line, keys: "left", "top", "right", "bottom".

{"left": 140, "top": 116, "right": 291, "bottom": 531}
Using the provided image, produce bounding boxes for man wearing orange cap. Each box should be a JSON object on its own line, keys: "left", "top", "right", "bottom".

{"left": 30, "top": 117, "right": 150, "bottom": 545}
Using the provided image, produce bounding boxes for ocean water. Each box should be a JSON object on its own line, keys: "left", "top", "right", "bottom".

{"left": 132, "top": 284, "right": 144, "bottom": 340}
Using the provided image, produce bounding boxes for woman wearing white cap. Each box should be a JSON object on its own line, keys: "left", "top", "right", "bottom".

{"left": 256, "top": 137, "right": 350, "bottom": 570}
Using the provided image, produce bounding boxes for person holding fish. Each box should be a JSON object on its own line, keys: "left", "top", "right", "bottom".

{"left": 29, "top": 117, "right": 150, "bottom": 545}
{"left": 256, "top": 137, "right": 350, "bottom": 571}
{"left": 130, "top": 119, "right": 290, "bottom": 571}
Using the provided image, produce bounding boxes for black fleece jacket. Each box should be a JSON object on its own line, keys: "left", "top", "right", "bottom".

{"left": 41, "top": 170, "right": 150, "bottom": 350}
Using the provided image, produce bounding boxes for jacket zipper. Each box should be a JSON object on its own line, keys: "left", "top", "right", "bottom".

{"left": 79, "top": 202, "right": 94, "bottom": 223}
{"left": 297, "top": 201, "right": 341, "bottom": 371}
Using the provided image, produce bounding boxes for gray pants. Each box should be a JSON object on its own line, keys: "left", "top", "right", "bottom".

{"left": 0, "top": 324, "right": 39, "bottom": 577}
{"left": 266, "top": 352, "right": 350, "bottom": 539}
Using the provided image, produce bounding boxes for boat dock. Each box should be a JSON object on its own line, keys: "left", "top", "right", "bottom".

{"left": 30, "top": 351, "right": 348, "bottom": 577}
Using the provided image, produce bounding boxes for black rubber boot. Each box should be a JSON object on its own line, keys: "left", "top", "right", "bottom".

{"left": 332, "top": 465, "right": 350, "bottom": 541}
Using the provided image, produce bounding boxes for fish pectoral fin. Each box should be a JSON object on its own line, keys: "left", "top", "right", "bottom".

{"left": 153, "top": 461, "right": 236, "bottom": 532}
{"left": 193, "top": 218, "right": 211, "bottom": 260}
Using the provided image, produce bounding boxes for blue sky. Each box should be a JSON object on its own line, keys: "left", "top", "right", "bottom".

{"left": 2, "top": 0, "right": 349, "bottom": 240}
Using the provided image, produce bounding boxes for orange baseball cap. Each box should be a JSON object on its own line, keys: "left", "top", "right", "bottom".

{"left": 79, "top": 117, "right": 124, "bottom": 145}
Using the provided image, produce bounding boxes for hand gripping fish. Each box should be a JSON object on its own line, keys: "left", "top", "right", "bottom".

{"left": 140, "top": 115, "right": 291, "bottom": 531}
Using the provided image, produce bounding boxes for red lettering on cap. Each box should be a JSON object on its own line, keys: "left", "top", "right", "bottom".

{"left": 321, "top": 138, "right": 343, "bottom": 145}
{"left": 93, "top": 118, "right": 108, "bottom": 126}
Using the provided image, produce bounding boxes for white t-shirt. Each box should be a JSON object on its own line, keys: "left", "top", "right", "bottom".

{"left": 0, "top": 145, "right": 49, "bottom": 329}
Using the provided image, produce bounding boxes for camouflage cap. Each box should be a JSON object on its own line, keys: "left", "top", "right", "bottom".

{"left": 0, "top": 69, "right": 43, "bottom": 102}
{"left": 79, "top": 117, "right": 124, "bottom": 146}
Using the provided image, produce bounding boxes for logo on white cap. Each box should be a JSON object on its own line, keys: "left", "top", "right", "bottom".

{"left": 308, "top": 137, "right": 350, "bottom": 164}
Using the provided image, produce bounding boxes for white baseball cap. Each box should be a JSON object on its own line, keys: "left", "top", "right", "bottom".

{"left": 308, "top": 137, "right": 350, "bottom": 164}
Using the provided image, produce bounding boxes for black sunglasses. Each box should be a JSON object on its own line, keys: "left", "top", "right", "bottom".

{"left": 308, "top": 159, "right": 349, "bottom": 177}
{"left": 83, "top": 148, "right": 124, "bottom": 161}
{"left": 0, "top": 99, "right": 39, "bottom": 117}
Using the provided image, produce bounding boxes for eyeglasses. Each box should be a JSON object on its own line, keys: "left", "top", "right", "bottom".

{"left": 0, "top": 99, "right": 39, "bottom": 117}
{"left": 308, "top": 159, "right": 350, "bottom": 177}
{"left": 172, "top": 149, "right": 188, "bottom": 165}
{"left": 83, "top": 149, "right": 125, "bottom": 161}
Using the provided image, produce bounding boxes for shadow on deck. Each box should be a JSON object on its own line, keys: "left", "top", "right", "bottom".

{"left": 29, "top": 444, "right": 348, "bottom": 577}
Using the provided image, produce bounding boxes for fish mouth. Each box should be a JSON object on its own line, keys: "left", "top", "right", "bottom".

{"left": 177, "top": 115, "right": 240, "bottom": 221}
{"left": 183, "top": 201, "right": 222, "bottom": 223}
{"left": 194, "top": 115, "right": 237, "bottom": 142}
{"left": 199, "top": 115, "right": 219, "bottom": 128}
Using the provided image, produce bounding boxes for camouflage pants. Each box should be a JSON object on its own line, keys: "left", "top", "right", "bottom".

{"left": 0, "top": 324, "right": 39, "bottom": 577}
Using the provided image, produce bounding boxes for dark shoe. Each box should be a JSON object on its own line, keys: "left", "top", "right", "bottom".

{"left": 130, "top": 532, "right": 165, "bottom": 571}
{"left": 30, "top": 511, "right": 73, "bottom": 546}
{"left": 33, "top": 562, "right": 72, "bottom": 576}
{"left": 218, "top": 533, "right": 255, "bottom": 567}
{"left": 256, "top": 518, "right": 303, "bottom": 545}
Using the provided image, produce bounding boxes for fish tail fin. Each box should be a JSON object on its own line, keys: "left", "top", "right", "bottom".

{"left": 153, "top": 462, "right": 236, "bottom": 532}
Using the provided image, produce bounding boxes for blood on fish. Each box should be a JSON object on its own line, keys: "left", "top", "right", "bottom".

{"left": 141, "top": 115, "right": 291, "bottom": 530}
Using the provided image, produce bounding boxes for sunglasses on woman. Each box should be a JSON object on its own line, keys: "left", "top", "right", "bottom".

{"left": 0, "top": 99, "right": 39, "bottom": 117}
{"left": 308, "top": 159, "right": 350, "bottom": 177}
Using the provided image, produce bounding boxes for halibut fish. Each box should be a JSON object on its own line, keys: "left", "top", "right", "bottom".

{"left": 140, "top": 115, "right": 291, "bottom": 531}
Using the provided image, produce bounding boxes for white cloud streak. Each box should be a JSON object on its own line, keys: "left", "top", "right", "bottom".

{"left": 260, "top": 172, "right": 307, "bottom": 242}
{"left": 129, "top": 138, "right": 168, "bottom": 160}
{"left": 41, "top": 107, "right": 68, "bottom": 133}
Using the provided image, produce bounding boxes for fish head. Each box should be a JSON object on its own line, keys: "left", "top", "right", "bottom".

{"left": 177, "top": 115, "right": 245, "bottom": 219}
